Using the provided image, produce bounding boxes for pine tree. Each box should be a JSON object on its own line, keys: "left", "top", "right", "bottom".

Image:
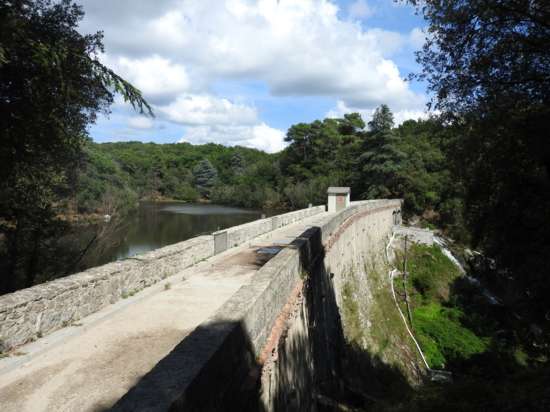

{"left": 368, "top": 104, "right": 394, "bottom": 133}
{"left": 230, "top": 151, "right": 246, "bottom": 177}
{"left": 193, "top": 159, "right": 218, "bottom": 198}
{"left": 359, "top": 105, "right": 405, "bottom": 199}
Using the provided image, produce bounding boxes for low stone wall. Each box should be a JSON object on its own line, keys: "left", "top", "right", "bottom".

{"left": 0, "top": 205, "right": 326, "bottom": 352}
{"left": 273, "top": 205, "right": 326, "bottom": 229}
{"left": 213, "top": 205, "right": 325, "bottom": 253}
{"left": 0, "top": 236, "right": 214, "bottom": 351}
{"left": 111, "top": 199, "right": 402, "bottom": 411}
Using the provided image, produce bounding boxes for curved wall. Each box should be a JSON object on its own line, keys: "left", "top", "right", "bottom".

{"left": 110, "top": 199, "right": 402, "bottom": 411}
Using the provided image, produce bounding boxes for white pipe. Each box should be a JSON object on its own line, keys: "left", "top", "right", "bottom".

{"left": 388, "top": 268, "right": 431, "bottom": 370}
{"left": 386, "top": 233, "right": 454, "bottom": 378}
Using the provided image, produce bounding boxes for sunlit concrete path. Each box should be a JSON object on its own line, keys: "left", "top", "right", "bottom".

{"left": 0, "top": 211, "right": 332, "bottom": 412}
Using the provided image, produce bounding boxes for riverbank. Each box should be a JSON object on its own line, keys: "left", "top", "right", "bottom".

{"left": 0, "top": 202, "right": 264, "bottom": 296}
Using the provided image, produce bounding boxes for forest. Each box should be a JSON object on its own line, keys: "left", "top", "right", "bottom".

{"left": 76, "top": 109, "right": 462, "bottom": 237}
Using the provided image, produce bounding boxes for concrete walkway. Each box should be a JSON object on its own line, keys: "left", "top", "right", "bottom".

{"left": 0, "top": 212, "right": 331, "bottom": 412}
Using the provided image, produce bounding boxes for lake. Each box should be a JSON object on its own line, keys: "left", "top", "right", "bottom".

{"left": 79, "top": 201, "right": 263, "bottom": 270}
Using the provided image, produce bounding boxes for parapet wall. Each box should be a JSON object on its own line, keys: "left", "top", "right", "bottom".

{"left": 214, "top": 205, "right": 325, "bottom": 253}
{"left": 111, "top": 199, "right": 402, "bottom": 411}
{"left": 0, "top": 205, "right": 326, "bottom": 351}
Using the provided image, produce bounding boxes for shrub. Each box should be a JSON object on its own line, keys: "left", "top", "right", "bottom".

{"left": 414, "top": 303, "right": 488, "bottom": 369}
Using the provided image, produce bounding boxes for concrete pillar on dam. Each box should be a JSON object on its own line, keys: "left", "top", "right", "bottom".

{"left": 327, "top": 186, "right": 350, "bottom": 213}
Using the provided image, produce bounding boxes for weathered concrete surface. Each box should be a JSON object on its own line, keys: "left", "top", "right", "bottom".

{"left": 109, "top": 199, "right": 402, "bottom": 411}
{"left": 259, "top": 199, "right": 407, "bottom": 411}
{"left": 0, "top": 206, "right": 325, "bottom": 351}
{"left": 393, "top": 225, "right": 434, "bottom": 245}
{"left": 0, "top": 212, "right": 332, "bottom": 412}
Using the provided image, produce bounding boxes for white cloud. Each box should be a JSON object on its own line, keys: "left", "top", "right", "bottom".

{"left": 101, "top": 54, "right": 191, "bottom": 104}
{"left": 409, "top": 27, "right": 426, "bottom": 50}
{"left": 348, "top": 0, "right": 374, "bottom": 20}
{"left": 159, "top": 94, "right": 258, "bottom": 126}
{"left": 79, "top": 0, "right": 427, "bottom": 148}
{"left": 127, "top": 116, "right": 154, "bottom": 129}
{"left": 326, "top": 100, "right": 429, "bottom": 126}
{"left": 81, "top": 0, "right": 423, "bottom": 109}
{"left": 180, "top": 123, "right": 286, "bottom": 153}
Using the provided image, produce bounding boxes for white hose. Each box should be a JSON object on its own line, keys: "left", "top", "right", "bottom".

{"left": 386, "top": 233, "right": 454, "bottom": 379}
{"left": 386, "top": 232, "right": 431, "bottom": 371}
{"left": 389, "top": 268, "right": 431, "bottom": 370}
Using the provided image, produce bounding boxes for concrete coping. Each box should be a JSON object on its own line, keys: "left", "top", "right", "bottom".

{"left": 327, "top": 186, "right": 350, "bottom": 194}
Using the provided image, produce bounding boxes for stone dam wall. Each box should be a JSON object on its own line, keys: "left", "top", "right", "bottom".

{"left": 110, "top": 199, "right": 402, "bottom": 411}
{"left": 0, "top": 205, "right": 325, "bottom": 351}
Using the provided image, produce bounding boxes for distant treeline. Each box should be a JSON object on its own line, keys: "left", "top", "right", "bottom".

{"left": 77, "top": 108, "right": 463, "bottom": 237}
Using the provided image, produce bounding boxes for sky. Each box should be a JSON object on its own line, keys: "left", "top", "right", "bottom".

{"left": 77, "top": 0, "right": 428, "bottom": 152}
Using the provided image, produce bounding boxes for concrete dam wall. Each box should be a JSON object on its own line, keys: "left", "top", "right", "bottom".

{"left": 109, "top": 199, "right": 402, "bottom": 411}
{"left": 0, "top": 197, "right": 403, "bottom": 411}
{"left": 0, "top": 206, "right": 325, "bottom": 351}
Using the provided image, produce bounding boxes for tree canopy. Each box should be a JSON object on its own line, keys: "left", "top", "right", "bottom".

{"left": 409, "top": 0, "right": 550, "bottom": 321}
{"left": 0, "top": 0, "right": 150, "bottom": 292}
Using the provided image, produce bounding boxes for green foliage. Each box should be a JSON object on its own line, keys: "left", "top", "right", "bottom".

{"left": 192, "top": 159, "right": 218, "bottom": 198}
{"left": 359, "top": 128, "right": 406, "bottom": 199}
{"left": 406, "top": 244, "right": 461, "bottom": 303}
{"left": 0, "top": 0, "right": 149, "bottom": 293}
{"left": 409, "top": 0, "right": 550, "bottom": 322}
{"left": 78, "top": 142, "right": 279, "bottom": 208}
{"left": 280, "top": 106, "right": 464, "bottom": 234}
{"left": 368, "top": 104, "right": 394, "bottom": 133}
{"left": 396, "top": 243, "right": 488, "bottom": 370}
{"left": 75, "top": 144, "right": 138, "bottom": 214}
{"left": 230, "top": 151, "right": 246, "bottom": 177}
{"left": 414, "top": 303, "right": 488, "bottom": 369}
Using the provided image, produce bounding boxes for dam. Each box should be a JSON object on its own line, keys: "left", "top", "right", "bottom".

{"left": 0, "top": 192, "right": 404, "bottom": 411}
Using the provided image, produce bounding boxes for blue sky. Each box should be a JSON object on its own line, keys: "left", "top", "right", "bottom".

{"left": 78, "top": 0, "right": 427, "bottom": 152}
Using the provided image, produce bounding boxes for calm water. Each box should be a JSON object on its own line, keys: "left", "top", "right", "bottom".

{"left": 82, "top": 202, "right": 262, "bottom": 269}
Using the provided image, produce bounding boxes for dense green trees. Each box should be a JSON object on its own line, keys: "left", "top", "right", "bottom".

{"left": 76, "top": 142, "right": 280, "bottom": 210}
{"left": 193, "top": 159, "right": 218, "bottom": 197}
{"left": 0, "top": 0, "right": 149, "bottom": 292}
{"left": 409, "top": 0, "right": 550, "bottom": 323}
{"left": 279, "top": 106, "right": 461, "bottom": 230}
{"left": 359, "top": 105, "right": 406, "bottom": 199}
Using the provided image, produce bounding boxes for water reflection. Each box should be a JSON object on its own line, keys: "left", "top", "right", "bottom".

{"left": 83, "top": 202, "right": 262, "bottom": 268}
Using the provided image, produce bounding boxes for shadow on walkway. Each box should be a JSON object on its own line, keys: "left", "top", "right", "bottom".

{"left": 104, "top": 225, "right": 413, "bottom": 411}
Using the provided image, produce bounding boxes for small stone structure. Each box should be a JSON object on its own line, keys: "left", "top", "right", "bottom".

{"left": 327, "top": 186, "right": 350, "bottom": 212}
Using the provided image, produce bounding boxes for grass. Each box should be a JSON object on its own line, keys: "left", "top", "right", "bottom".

{"left": 393, "top": 244, "right": 489, "bottom": 369}
{"left": 413, "top": 303, "right": 488, "bottom": 368}
{"left": 402, "top": 244, "right": 461, "bottom": 304}
{"left": 121, "top": 288, "right": 141, "bottom": 299}
{"left": 339, "top": 255, "right": 425, "bottom": 384}
{"left": 341, "top": 275, "right": 363, "bottom": 344}
{"left": 373, "top": 240, "right": 550, "bottom": 411}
